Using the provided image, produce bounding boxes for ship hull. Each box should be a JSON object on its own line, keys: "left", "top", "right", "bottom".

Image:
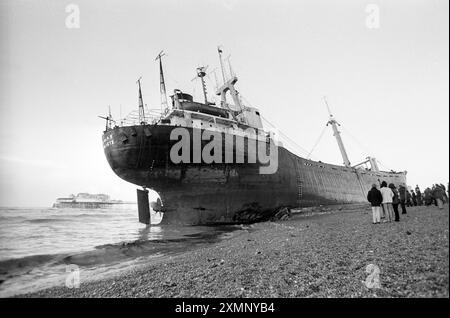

{"left": 103, "top": 125, "right": 406, "bottom": 225}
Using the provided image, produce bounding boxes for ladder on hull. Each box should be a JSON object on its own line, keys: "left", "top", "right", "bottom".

{"left": 293, "top": 159, "right": 303, "bottom": 207}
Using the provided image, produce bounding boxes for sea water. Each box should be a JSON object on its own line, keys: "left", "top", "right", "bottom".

{"left": 0, "top": 206, "right": 242, "bottom": 297}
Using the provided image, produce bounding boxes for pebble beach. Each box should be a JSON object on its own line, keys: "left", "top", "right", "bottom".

{"left": 22, "top": 204, "right": 449, "bottom": 298}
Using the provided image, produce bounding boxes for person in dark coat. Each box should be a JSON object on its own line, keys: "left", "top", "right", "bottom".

{"left": 398, "top": 184, "right": 408, "bottom": 214}
{"left": 424, "top": 187, "right": 433, "bottom": 206}
{"left": 431, "top": 185, "right": 438, "bottom": 206}
{"left": 447, "top": 182, "right": 449, "bottom": 202}
{"left": 439, "top": 183, "right": 448, "bottom": 203}
{"left": 406, "top": 190, "right": 413, "bottom": 207}
{"left": 411, "top": 190, "right": 417, "bottom": 206}
{"left": 389, "top": 183, "right": 400, "bottom": 222}
{"left": 367, "top": 184, "right": 383, "bottom": 224}
{"left": 415, "top": 185, "right": 423, "bottom": 206}
{"left": 432, "top": 184, "right": 446, "bottom": 209}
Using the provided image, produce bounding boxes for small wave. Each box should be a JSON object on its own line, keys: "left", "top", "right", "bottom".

{"left": 0, "top": 223, "right": 246, "bottom": 296}
{"left": 0, "top": 238, "right": 193, "bottom": 273}
{"left": 0, "top": 215, "right": 26, "bottom": 221}
{"left": 61, "top": 228, "right": 239, "bottom": 267}
{"left": 0, "top": 254, "right": 62, "bottom": 277}
{"left": 27, "top": 218, "right": 72, "bottom": 224}
{"left": 75, "top": 213, "right": 114, "bottom": 218}
{"left": 0, "top": 241, "right": 175, "bottom": 280}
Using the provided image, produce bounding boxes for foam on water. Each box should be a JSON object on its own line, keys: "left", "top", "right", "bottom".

{"left": 0, "top": 206, "right": 244, "bottom": 297}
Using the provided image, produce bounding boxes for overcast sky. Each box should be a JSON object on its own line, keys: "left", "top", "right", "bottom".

{"left": 0, "top": 0, "right": 448, "bottom": 207}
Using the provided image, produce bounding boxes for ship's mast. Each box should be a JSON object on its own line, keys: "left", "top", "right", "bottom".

{"left": 108, "top": 106, "right": 112, "bottom": 130}
{"left": 324, "top": 97, "right": 351, "bottom": 167}
{"left": 195, "top": 66, "right": 209, "bottom": 104}
{"left": 217, "top": 46, "right": 227, "bottom": 84}
{"left": 98, "top": 106, "right": 115, "bottom": 131}
{"left": 215, "top": 46, "right": 243, "bottom": 113}
{"left": 137, "top": 77, "right": 146, "bottom": 124}
{"left": 155, "top": 50, "right": 169, "bottom": 114}
{"left": 226, "top": 55, "right": 235, "bottom": 78}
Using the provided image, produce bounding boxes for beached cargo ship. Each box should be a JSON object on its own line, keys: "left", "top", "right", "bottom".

{"left": 101, "top": 48, "right": 407, "bottom": 225}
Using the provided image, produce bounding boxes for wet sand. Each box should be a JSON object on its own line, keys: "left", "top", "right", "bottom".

{"left": 22, "top": 204, "right": 449, "bottom": 298}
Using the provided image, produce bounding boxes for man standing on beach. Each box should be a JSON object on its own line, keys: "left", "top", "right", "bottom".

{"left": 415, "top": 185, "right": 423, "bottom": 206}
{"left": 389, "top": 183, "right": 401, "bottom": 222}
{"left": 411, "top": 190, "right": 418, "bottom": 206}
{"left": 367, "top": 184, "right": 383, "bottom": 224}
{"left": 406, "top": 190, "right": 413, "bottom": 207}
{"left": 439, "top": 183, "right": 448, "bottom": 203}
{"left": 432, "top": 184, "right": 446, "bottom": 209}
{"left": 447, "top": 182, "right": 450, "bottom": 198}
{"left": 380, "top": 181, "right": 395, "bottom": 222}
{"left": 398, "top": 184, "right": 408, "bottom": 214}
{"left": 424, "top": 187, "right": 433, "bottom": 206}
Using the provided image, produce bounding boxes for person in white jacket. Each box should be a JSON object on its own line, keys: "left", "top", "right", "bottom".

{"left": 380, "top": 181, "right": 394, "bottom": 222}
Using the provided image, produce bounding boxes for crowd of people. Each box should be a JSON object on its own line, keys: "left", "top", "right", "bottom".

{"left": 366, "top": 181, "right": 448, "bottom": 224}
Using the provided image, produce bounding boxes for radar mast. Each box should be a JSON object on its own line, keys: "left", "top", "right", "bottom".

{"left": 191, "top": 66, "right": 209, "bottom": 104}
